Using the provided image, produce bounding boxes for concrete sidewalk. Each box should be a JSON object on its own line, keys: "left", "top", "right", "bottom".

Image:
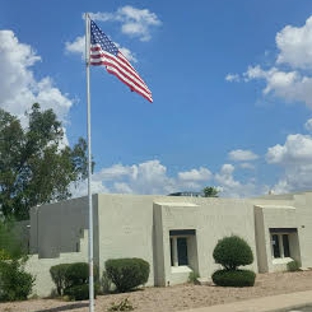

{"left": 179, "top": 290, "right": 312, "bottom": 312}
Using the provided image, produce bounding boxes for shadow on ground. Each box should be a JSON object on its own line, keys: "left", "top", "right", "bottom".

{"left": 33, "top": 302, "right": 88, "bottom": 312}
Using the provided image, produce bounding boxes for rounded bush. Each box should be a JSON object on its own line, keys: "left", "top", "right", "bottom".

{"left": 212, "top": 269, "right": 256, "bottom": 287}
{"left": 64, "top": 263, "right": 89, "bottom": 287}
{"left": 57, "top": 262, "right": 99, "bottom": 301}
{"left": 64, "top": 284, "right": 90, "bottom": 301}
{"left": 64, "top": 263, "right": 98, "bottom": 287}
{"left": 50, "top": 264, "right": 70, "bottom": 296}
{"left": 105, "top": 258, "right": 150, "bottom": 293}
{"left": 213, "top": 236, "right": 253, "bottom": 270}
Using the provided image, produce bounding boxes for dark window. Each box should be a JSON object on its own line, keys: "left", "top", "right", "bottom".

{"left": 177, "top": 237, "right": 188, "bottom": 265}
{"left": 170, "top": 229, "right": 195, "bottom": 236}
{"left": 272, "top": 234, "right": 280, "bottom": 258}
{"left": 269, "top": 228, "right": 297, "bottom": 233}
{"left": 283, "top": 234, "right": 290, "bottom": 257}
{"left": 170, "top": 238, "right": 174, "bottom": 266}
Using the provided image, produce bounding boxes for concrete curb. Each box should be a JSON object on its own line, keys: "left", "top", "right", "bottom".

{"left": 177, "top": 290, "right": 312, "bottom": 312}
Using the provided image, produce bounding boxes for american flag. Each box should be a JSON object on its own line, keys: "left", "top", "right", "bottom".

{"left": 89, "top": 20, "right": 153, "bottom": 103}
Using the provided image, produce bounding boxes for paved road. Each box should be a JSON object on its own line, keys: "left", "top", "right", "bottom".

{"left": 179, "top": 290, "right": 312, "bottom": 312}
{"left": 289, "top": 307, "right": 312, "bottom": 312}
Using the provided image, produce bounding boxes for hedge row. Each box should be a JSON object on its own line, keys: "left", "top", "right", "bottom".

{"left": 212, "top": 269, "right": 256, "bottom": 287}
{"left": 50, "top": 258, "right": 150, "bottom": 299}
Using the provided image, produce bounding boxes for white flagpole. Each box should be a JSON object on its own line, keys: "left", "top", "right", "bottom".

{"left": 85, "top": 13, "right": 95, "bottom": 312}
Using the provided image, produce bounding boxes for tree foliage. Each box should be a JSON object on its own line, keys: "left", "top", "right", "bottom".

{"left": 0, "top": 259, "right": 35, "bottom": 301}
{"left": 202, "top": 186, "right": 219, "bottom": 197}
{"left": 0, "top": 103, "right": 89, "bottom": 220}
{"left": 0, "top": 220, "right": 25, "bottom": 260}
{"left": 0, "top": 219, "right": 34, "bottom": 301}
{"left": 213, "top": 235, "right": 253, "bottom": 270}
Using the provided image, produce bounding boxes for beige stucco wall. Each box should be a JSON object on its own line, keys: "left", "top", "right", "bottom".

{"left": 253, "top": 205, "right": 298, "bottom": 272}
{"left": 25, "top": 230, "right": 89, "bottom": 297}
{"left": 29, "top": 195, "right": 99, "bottom": 261}
{"left": 254, "top": 207, "right": 268, "bottom": 273}
{"left": 154, "top": 198, "right": 258, "bottom": 286}
{"left": 97, "top": 194, "right": 156, "bottom": 286}
{"left": 292, "top": 193, "right": 312, "bottom": 269}
{"left": 251, "top": 192, "right": 312, "bottom": 272}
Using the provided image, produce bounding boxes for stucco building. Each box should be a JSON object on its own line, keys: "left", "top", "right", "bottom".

{"left": 23, "top": 191, "right": 312, "bottom": 297}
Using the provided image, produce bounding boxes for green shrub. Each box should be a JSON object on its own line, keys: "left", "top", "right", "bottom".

{"left": 188, "top": 271, "right": 199, "bottom": 284}
{"left": 64, "top": 284, "right": 90, "bottom": 301}
{"left": 105, "top": 258, "right": 150, "bottom": 293}
{"left": 287, "top": 260, "right": 301, "bottom": 272}
{"left": 50, "top": 264, "right": 70, "bottom": 296}
{"left": 64, "top": 262, "right": 99, "bottom": 286}
{"left": 0, "top": 260, "right": 35, "bottom": 301}
{"left": 64, "top": 262, "right": 89, "bottom": 287}
{"left": 213, "top": 236, "right": 253, "bottom": 270}
{"left": 51, "top": 262, "right": 99, "bottom": 301}
{"left": 212, "top": 269, "right": 256, "bottom": 287}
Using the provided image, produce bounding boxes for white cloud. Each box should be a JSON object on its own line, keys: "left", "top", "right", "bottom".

{"left": 113, "top": 182, "right": 133, "bottom": 194}
{"left": 71, "top": 160, "right": 260, "bottom": 198}
{"left": 270, "top": 164, "right": 312, "bottom": 195}
{"left": 92, "top": 160, "right": 175, "bottom": 195}
{"left": 94, "top": 163, "right": 138, "bottom": 181}
{"left": 215, "top": 164, "right": 256, "bottom": 198}
{"left": 70, "top": 180, "right": 110, "bottom": 198}
{"left": 129, "top": 160, "right": 175, "bottom": 194}
{"left": 225, "top": 73, "right": 240, "bottom": 82}
{"left": 65, "top": 35, "right": 85, "bottom": 58}
{"left": 0, "top": 30, "right": 73, "bottom": 125}
{"left": 65, "top": 35, "right": 137, "bottom": 63}
{"left": 305, "top": 118, "right": 312, "bottom": 132}
{"left": 266, "top": 134, "right": 312, "bottom": 165}
{"left": 237, "top": 15, "right": 312, "bottom": 108}
{"left": 244, "top": 65, "right": 312, "bottom": 107}
{"left": 90, "top": 6, "right": 161, "bottom": 41}
{"left": 178, "top": 167, "right": 212, "bottom": 181}
{"left": 228, "top": 149, "right": 259, "bottom": 161}
{"left": 276, "top": 16, "right": 312, "bottom": 69}
{"left": 266, "top": 134, "right": 312, "bottom": 194}
{"left": 240, "top": 163, "right": 255, "bottom": 170}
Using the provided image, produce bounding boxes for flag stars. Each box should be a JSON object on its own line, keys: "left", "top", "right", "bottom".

{"left": 90, "top": 21, "right": 118, "bottom": 56}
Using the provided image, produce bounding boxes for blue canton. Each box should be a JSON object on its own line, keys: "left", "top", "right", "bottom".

{"left": 90, "top": 20, "right": 118, "bottom": 56}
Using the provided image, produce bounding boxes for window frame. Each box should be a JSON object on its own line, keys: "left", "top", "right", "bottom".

{"left": 169, "top": 233, "right": 194, "bottom": 267}
{"left": 270, "top": 232, "right": 291, "bottom": 259}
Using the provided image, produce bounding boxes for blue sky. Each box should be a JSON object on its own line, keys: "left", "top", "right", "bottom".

{"left": 2, "top": 0, "right": 312, "bottom": 197}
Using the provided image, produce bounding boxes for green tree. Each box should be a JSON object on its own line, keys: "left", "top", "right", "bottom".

{"left": 0, "top": 219, "right": 25, "bottom": 260}
{"left": 202, "top": 186, "right": 219, "bottom": 197}
{"left": 0, "top": 103, "right": 89, "bottom": 220}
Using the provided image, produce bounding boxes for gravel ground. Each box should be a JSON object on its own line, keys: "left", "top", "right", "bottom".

{"left": 1, "top": 271, "right": 312, "bottom": 312}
